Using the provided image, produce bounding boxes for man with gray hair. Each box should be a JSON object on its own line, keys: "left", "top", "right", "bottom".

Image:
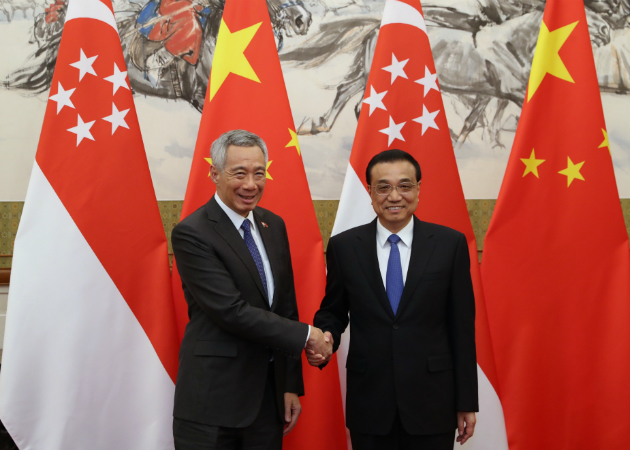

{"left": 171, "top": 129, "right": 332, "bottom": 450}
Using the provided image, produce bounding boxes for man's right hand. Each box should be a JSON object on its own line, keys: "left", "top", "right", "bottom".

{"left": 305, "top": 329, "right": 333, "bottom": 367}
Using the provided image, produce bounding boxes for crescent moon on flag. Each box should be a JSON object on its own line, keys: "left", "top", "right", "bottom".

{"left": 381, "top": 0, "right": 427, "bottom": 34}
{"left": 65, "top": 0, "right": 117, "bottom": 31}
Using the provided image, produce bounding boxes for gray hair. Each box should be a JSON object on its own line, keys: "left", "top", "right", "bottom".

{"left": 210, "top": 129, "right": 268, "bottom": 172}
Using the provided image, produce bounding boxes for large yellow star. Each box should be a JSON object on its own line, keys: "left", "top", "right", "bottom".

{"left": 204, "top": 157, "right": 213, "bottom": 176}
{"left": 286, "top": 128, "right": 301, "bottom": 156}
{"left": 520, "top": 149, "right": 545, "bottom": 178}
{"left": 527, "top": 20, "right": 578, "bottom": 102}
{"left": 266, "top": 161, "right": 273, "bottom": 180}
{"left": 209, "top": 19, "right": 262, "bottom": 101}
{"left": 598, "top": 128, "right": 610, "bottom": 153}
{"left": 558, "top": 157, "right": 585, "bottom": 187}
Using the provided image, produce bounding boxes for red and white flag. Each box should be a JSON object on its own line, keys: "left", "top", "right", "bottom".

{"left": 0, "top": 0, "right": 180, "bottom": 448}
{"left": 332, "top": 1, "right": 508, "bottom": 448}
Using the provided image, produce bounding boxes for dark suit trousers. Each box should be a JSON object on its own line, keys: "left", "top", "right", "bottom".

{"left": 350, "top": 412, "right": 455, "bottom": 450}
{"left": 173, "top": 364, "right": 283, "bottom": 450}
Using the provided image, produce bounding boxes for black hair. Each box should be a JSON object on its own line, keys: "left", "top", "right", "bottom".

{"left": 365, "top": 149, "right": 422, "bottom": 185}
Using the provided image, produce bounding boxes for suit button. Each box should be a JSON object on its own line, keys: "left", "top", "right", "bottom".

{"left": 393, "top": 324, "right": 399, "bottom": 330}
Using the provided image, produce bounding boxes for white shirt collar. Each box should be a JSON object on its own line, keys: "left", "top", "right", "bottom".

{"left": 214, "top": 193, "right": 256, "bottom": 231}
{"left": 376, "top": 217, "right": 414, "bottom": 249}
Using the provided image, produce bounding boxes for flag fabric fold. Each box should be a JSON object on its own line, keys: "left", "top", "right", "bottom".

{"left": 332, "top": 1, "right": 508, "bottom": 448}
{"left": 481, "top": 1, "right": 630, "bottom": 449}
{"left": 170, "top": 1, "right": 347, "bottom": 449}
{"left": 0, "top": 0, "right": 180, "bottom": 447}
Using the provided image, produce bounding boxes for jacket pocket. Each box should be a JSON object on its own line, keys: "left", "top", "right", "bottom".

{"left": 194, "top": 340, "right": 238, "bottom": 357}
{"left": 427, "top": 354, "right": 453, "bottom": 372}
{"left": 346, "top": 356, "right": 368, "bottom": 373}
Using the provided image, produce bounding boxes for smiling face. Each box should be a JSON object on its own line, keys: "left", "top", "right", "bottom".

{"left": 369, "top": 160, "right": 420, "bottom": 234}
{"left": 210, "top": 144, "right": 266, "bottom": 217}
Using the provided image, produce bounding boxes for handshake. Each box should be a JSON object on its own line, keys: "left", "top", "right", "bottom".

{"left": 305, "top": 327, "right": 334, "bottom": 367}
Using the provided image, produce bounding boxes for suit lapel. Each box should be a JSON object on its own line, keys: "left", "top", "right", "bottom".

{"left": 206, "top": 199, "right": 269, "bottom": 306}
{"left": 253, "top": 210, "right": 280, "bottom": 311}
{"left": 354, "top": 220, "right": 395, "bottom": 320}
{"left": 395, "top": 217, "right": 435, "bottom": 319}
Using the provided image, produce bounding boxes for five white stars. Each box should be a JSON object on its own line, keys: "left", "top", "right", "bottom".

{"left": 362, "top": 85, "right": 387, "bottom": 116}
{"left": 104, "top": 63, "right": 129, "bottom": 94}
{"left": 415, "top": 66, "right": 439, "bottom": 97}
{"left": 67, "top": 114, "right": 95, "bottom": 145}
{"left": 70, "top": 49, "right": 98, "bottom": 81}
{"left": 49, "top": 82, "right": 75, "bottom": 114}
{"left": 61, "top": 49, "right": 139, "bottom": 144}
{"left": 413, "top": 105, "right": 440, "bottom": 135}
{"left": 102, "top": 103, "right": 130, "bottom": 134}
{"left": 382, "top": 53, "right": 409, "bottom": 84}
{"left": 379, "top": 116, "right": 406, "bottom": 146}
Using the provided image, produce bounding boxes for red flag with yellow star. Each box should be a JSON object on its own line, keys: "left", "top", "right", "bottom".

{"left": 481, "top": 0, "right": 630, "bottom": 449}
{"left": 170, "top": 0, "right": 347, "bottom": 448}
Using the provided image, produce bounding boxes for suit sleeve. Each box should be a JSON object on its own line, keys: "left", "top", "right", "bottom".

{"left": 172, "top": 221, "right": 309, "bottom": 359}
{"left": 448, "top": 233, "right": 479, "bottom": 412}
{"left": 313, "top": 237, "right": 350, "bottom": 355}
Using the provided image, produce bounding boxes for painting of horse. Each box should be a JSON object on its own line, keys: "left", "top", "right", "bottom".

{"left": 1, "top": 0, "right": 630, "bottom": 200}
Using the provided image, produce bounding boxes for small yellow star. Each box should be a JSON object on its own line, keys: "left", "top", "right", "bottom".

{"left": 520, "top": 149, "right": 545, "bottom": 178}
{"left": 527, "top": 20, "right": 578, "bottom": 102}
{"left": 209, "top": 19, "right": 262, "bottom": 101}
{"left": 266, "top": 160, "right": 273, "bottom": 180}
{"left": 558, "top": 157, "right": 585, "bottom": 187}
{"left": 286, "top": 128, "right": 301, "bottom": 156}
{"left": 598, "top": 128, "right": 610, "bottom": 153}
{"left": 204, "top": 157, "right": 213, "bottom": 177}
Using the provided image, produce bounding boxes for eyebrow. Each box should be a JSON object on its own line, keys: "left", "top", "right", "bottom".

{"left": 230, "top": 165, "right": 266, "bottom": 171}
{"left": 375, "top": 177, "right": 413, "bottom": 184}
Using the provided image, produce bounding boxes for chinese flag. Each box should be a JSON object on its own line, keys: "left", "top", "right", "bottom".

{"left": 331, "top": 1, "right": 508, "bottom": 448}
{"left": 0, "top": 0, "right": 179, "bottom": 448}
{"left": 170, "top": 0, "right": 347, "bottom": 448}
{"left": 481, "top": 0, "right": 630, "bottom": 449}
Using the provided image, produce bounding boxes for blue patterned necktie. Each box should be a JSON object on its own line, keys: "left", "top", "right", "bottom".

{"left": 386, "top": 234, "right": 404, "bottom": 315}
{"left": 241, "top": 219, "right": 268, "bottom": 299}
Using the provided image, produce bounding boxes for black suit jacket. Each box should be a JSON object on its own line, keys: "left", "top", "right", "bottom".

{"left": 314, "top": 217, "right": 478, "bottom": 435}
{"left": 172, "top": 197, "right": 309, "bottom": 428}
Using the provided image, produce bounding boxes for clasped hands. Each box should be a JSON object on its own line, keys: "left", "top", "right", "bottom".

{"left": 305, "top": 327, "right": 333, "bottom": 367}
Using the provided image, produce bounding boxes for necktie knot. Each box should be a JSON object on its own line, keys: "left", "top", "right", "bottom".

{"left": 241, "top": 218, "right": 252, "bottom": 232}
{"left": 388, "top": 234, "right": 401, "bottom": 245}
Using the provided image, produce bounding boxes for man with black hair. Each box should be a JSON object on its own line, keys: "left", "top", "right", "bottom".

{"left": 310, "top": 149, "right": 478, "bottom": 450}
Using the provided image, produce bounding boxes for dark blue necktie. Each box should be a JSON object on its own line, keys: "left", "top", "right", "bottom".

{"left": 386, "top": 234, "right": 404, "bottom": 315}
{"left": 241, "top": 219, "right": 268, "bottom": 299}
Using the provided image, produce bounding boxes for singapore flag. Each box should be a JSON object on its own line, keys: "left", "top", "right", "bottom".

{"left": 0, "top": 0, "right": 180, "bottom": 448}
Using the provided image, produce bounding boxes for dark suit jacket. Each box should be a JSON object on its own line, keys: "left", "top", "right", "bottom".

{"left": 172, "top": 197, "right": 309, "bottom": 428}
{"left": 314, "top": 217, "right": 478, "bottom": 436}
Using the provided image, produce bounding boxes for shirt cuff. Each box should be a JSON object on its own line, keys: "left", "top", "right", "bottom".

{"left": 304, "top": 325, "right": 311, "bottom": 348}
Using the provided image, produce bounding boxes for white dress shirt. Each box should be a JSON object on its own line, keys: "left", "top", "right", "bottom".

{"left": 215, "top": 194, "right": 275, "bottom": 305}
{"left": 376, "top": 218, "right": 414, "bottom": 288}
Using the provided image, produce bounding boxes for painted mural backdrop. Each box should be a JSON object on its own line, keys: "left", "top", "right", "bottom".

{"left": 1, "top": 0, "right": 629, "bottom": 200}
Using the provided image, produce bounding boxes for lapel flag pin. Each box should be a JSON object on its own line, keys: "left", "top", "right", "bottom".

{"left": 261, "top": 222, "right": 268, "bottom": 228}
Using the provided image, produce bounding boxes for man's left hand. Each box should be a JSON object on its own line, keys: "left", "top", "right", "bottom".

{"left": 456, "top": 411, "right": 476, "bottom": 445}
{"left": 283, "top": 393, "right": 302, "bottom": 436}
